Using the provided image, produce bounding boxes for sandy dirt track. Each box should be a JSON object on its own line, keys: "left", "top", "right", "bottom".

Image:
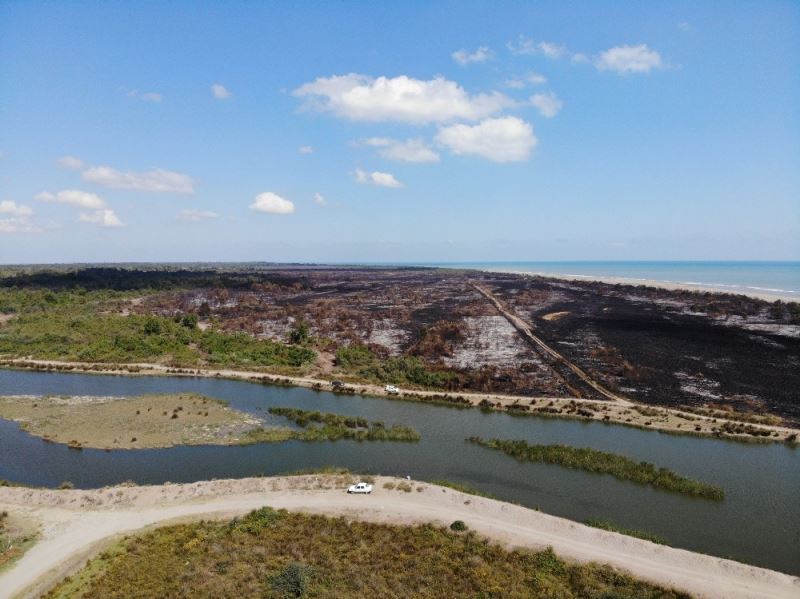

{"left": 1, "top": 476, "right": 798, "bottom": 599}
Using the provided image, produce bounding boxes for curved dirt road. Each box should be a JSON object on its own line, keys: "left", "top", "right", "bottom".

{"left": 1, "top": 476, "right": 797, "bottom": 599}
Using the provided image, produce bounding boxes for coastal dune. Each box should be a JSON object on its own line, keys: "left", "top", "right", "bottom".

{"left": 1, "top": 476, "right": 797, "bottom": 599}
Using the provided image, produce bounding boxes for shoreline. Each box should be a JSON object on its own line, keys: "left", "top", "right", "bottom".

{"left": 1, "top": 475, "right": 798, "bottom": 599}
{"left": 471, "top": 267, "right": 799, "bottom": 302}
{"left": 1, "top": 358, "right": 797, "bottom": 446}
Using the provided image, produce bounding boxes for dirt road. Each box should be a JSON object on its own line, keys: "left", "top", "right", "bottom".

{"left": 1, "top": 476, "right": 797, "bottom": 599}
{"left": 472, "top": 283, "right": 633, "bottom": 405}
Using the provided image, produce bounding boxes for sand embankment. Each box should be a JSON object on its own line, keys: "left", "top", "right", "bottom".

{"left": 0, "top": 475, "right": 798, "bottom": 599}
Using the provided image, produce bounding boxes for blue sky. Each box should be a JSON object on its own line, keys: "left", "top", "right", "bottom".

{"left": 1, "top": 0, "right": 798, "bottom": 263}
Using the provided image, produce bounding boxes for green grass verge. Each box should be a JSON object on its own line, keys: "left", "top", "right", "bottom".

{"left": 468, "top": 437, "right": 724, "bottom": 501}
{"left": 44, "top": 508, "right": 691, "bottom": 599}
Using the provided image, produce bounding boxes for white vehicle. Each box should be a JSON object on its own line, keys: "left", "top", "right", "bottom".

{"left": 347, "top": 482, "right": 373, "bottom": 494}
{"left": 384, "top": 384, "right": 400, "bottom": 395}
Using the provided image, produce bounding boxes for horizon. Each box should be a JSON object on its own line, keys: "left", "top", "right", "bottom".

{"left": 1, "top": 1, "right": 799, "bottom": 262}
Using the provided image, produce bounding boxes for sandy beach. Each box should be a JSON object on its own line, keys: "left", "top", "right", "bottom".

{"left": 1, "top": 475, "right": 797, "bottom": 599}
{"left": 475, "top": 268, "right": 799, "bottom": 302}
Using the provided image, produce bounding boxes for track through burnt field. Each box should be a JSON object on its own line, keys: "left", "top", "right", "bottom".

{"left": 472, "top": 283, "right": 632, "bottom": 405}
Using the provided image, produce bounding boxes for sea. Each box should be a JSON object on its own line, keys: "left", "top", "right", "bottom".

{"left": 411, "top": 261, "right": 800, "bottom": 299}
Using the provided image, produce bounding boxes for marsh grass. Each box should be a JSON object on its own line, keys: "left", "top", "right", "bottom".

{"left": 44, "top": 509, "right": 691, "bottom": 599}
{"left": 267, "top": 407, "right": 421, "bottom": 442}
{"left": 468, "top": 437, "right": 724, "bottom": 501}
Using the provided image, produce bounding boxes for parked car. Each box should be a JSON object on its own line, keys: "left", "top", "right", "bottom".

{"left": 384, "top": 384, "right": 400, "bottom": 395}
{"left": 347, "top": 482, "right": 373, "bottom": 494}
{"left": 331, "top": 380, "right": 345, "bottom": 389}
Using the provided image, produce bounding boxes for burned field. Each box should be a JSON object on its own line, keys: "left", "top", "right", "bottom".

{"left": 2, "top": 265, "right": 798, "bottom": 424}
{"left": 486, "top": 273, "right": 800, "bottom": 424}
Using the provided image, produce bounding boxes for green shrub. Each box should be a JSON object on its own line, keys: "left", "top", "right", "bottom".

{"left": 449, "top": 520, "right": 467, "bottom": 532}
{"left": 231, "top": 507, "right": 283, "bottom": 534}
{"left": 271, "top": 562, "right": 313, "bottom": 598}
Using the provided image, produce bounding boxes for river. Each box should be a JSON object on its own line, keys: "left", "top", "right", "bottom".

{"left": 0, "top": 368, "right": 797, "bottom": 574}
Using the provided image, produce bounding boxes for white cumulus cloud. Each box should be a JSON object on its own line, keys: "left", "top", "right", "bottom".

{"left": 299, "top": 146, "right": 313, "bottom": 154}
{"left": 250, "top": 192, "right": 295, "bottom": 214}
{"left": 452, "top": 46, "right": 494, "bottom": 65}
{"left": 531, "top": 92, "right": 563, "bottom": 118}
{"left": 436, "top": 117, "right": 536, "bottom": 162}
{"left": 294, "top": 74, "right": 511, "bottom": 124}
{"left": 58, "top": 155, "right": 84, "bottom": 170}
{"left": 36, "top": 189, "right": 106, "bottom": 209}
{"left": 313, "top": 193, "right": 327, "bottom": 206}
{"left": 211, "top": 84, "right": 232, "bottom": 99}
{"left": 82, "top": 166, "right": 195, "bottom": 194}
{"left": 595, "top": 44, "right": 664, "bottom": 74}
{"left": 358, "top": 137, "right": 440, "bottom": 163}
{"left": 354, "top": 169, "right": 403, "bottom": 188}
{"left": 79, "top": 209, "right": 124, "bottom": 228}
{"left": 179, "top": 209, "right": 219, "bottom": 222}
{"left": 0, "top": 200, "right": 33, "bottom": 216}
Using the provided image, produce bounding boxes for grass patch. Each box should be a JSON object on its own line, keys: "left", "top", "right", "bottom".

{"left": 335, "top": 343, "right": 456, "bottom": 389}
{"left": 584, "top": 518, "right": 668, "bottom": 545}
{"left": 44, "top": 509, "right": 691, "bottom": 599}
{"left": 468, "top": 437, "right": 724, "bottom": 501}
{"left": 267, "top": 407, "right": 421, "bottom": 442}
{"left": 0, "top": 511, "right": 38, "bottom": 572}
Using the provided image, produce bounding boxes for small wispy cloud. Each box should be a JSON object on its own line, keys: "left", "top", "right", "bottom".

{"left": 299, "top": 146, "right": 313, "bottom": 154}
{"left": 508, "top": 36, "right": 566, "bottom": 59}
{"left": 0, "top": 200, "right": 33, "bottom": 217}
{"left": 211, "top": 84, "right": 232, "bottom": 99}
{"left": 595, "top": 44, "right": 664, "bottom": 74}
{"left": 125, "top": 89, "right": 163, "bottom": 103}
{"left": 0, "top": 217, "right": 43, "bottom": 234}
{"left": 354, "top": 169, "right": 403, "bottom": 188}
{"left": 452, "top": 46, "right": 494, "bottom": 65}
{"left": 36, "top": 190, "right": 106, "bottom": 209}
{"left": 79, "top": 209, "right": 124, "bottom": 228}
{"left": 313, "top": 192, "right": 327, "bottom": 206}
{"left": 357, "top": 137, "right": 440, "bottom": 163}
{"left": 179, "top": 209, "right": 219, "bottom": 222}
{"left": 57, "top": 155, "right": 84, "bottom": 170}
{"left": 82, "top": 165, "right": 195, "bottom": 194}
{"left": 530, "top": 91, "right": 563, "bottom": 118}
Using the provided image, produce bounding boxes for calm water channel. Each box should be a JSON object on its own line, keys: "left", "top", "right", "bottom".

{"left": 0, "top": 368, "right": 797, "bottom": 574}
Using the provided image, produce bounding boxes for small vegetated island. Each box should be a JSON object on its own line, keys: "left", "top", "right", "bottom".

{"left": 255, "top": 407, "right": 421, "bottom": 442}
{"left": 468, "top": 437, "right": 724, "bottom": 501}
{"left": 0, "top": 394, "right": 420, "bottom": 449}
{"left": 44, "top": 508, "right": 689, "bottom": 599}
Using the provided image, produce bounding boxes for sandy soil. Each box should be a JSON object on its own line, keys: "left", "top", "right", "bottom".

{"left": 0, "top": 476, "right": 797, "bottom": 599}
{"left": 542, "top": 310, "right": 570, "bottom": 321}
{"left": 0, "top": 393, "right": 262, "bottom": 449}
{"left": 1, "top": 358, "right": 796, "bottom": 444}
